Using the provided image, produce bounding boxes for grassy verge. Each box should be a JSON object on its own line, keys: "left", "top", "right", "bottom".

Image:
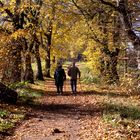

{"left": 0, "top": 107, "right": 25, "bottom": 135}
{"left": 100, "top": 87, "right": 140, "bottom": 139}
{"left": 0, "top": 80, "right": 45, "bottom": 137}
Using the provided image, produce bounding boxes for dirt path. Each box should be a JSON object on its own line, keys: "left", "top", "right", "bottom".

{"left": 6, "top": 79, "right": 103, "bottom": 140}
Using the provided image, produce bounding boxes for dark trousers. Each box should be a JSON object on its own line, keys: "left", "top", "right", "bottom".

{"left": 56, "top": 85, "right": 63, "bottom": 93}
{"left": 70, "top": 79, "right": 77, "bottom": 93}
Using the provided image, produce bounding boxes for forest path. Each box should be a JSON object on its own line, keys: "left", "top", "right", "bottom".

{"left": 6, "top": 79, "right": 103, "bottom": 140}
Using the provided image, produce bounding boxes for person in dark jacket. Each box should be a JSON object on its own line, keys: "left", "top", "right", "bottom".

{"left": 54, "top": 64, "right": 66, "bottom": 95}
{"left": 68, "top": 62, "right": 81, "bottom": 94}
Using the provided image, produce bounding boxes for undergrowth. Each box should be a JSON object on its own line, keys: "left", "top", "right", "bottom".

{"left": 0, "top": 80, "right": 44, "bottom": 135}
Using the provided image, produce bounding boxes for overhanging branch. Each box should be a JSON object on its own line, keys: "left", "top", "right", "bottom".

{"left": 0, "top": 1, "right": 14, "bottom": 19}
{"left": 99, "top": 0, "right": 118, "bottom": 10}
{"left": 72, "top": 0, "right": 94, "bottom": 19}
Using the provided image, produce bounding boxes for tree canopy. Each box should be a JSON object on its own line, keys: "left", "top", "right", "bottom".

{"left": 0, "top": 0, "right": 139, "bottom": 84}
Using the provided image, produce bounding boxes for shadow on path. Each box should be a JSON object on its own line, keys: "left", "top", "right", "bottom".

{"left": 24, "top": 103, "right": 101, "bottom": 120}
{"left": 26, "top": 86, "right": 130, "bottom": 98}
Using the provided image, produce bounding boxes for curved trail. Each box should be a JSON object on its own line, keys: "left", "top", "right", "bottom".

{"left": 6, "top": 79, "right": 102, "bottom": 140}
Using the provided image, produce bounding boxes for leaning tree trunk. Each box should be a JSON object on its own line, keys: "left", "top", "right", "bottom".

{"left": 24, "top": 52, "right": 34, "bottom": 83}
{"left": 119, "top": 1, "right": 140, "bottom": 70}
{"left": 45, "top": 49, "right": 51, "bottom": 78}
{"left": 2, "top": 45, "right": 21, "bottom": 84}
{"left": 35, "top": 44, "right": 44, "bottom": 80}
{"left": 45, "top": 26, "right": 52, "bottom": 78}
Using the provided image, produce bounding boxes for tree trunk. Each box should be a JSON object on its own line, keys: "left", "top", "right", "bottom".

{"left": 24, "top": 52, "right": 34, "bottom": 83}
{"left": 118, "top": 0, "right": 140, "bottom": 49}
{"left": 99, "top": 56, "right": 110, "bottom": 83}
{"left": 110, "top": 53, "right": 119, "bottom": 84}
{"left": 110, "top": 14, "right": 120, "bottom": 84}
{"left": 101, "top": 47, "right": 120, "bottom": 84}
{"left": 45, "top": 50, "right": 51, "bottom": 78}
{"left": 45, "top": 25, "right": 52, "bottom": 78}
{"left": 35, "top": 44, "right": 44, "bottom": 80}
{"left": 1, "top": 1, "right": 24, "bottom": 84}
{"left": 2, "top": 45, "right": 21, "bottom": 84}
{"left": 137, "top": 50, "right": 140, "bottom": 70}
{"left": 99, "top": 57, "right": 105, "bottom": 75}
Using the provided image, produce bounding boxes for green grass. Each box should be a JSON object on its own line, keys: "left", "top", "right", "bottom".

{"left": 0, "top": 109, "right": 24, "bottom": 132}
{"left": 103, "top": 103, "right": 140, "bottom": 120}
{"left": 77, "top": 62, "right": 100, "bottom": 84}
{"left": 0, "top": 80, "right": 45, "bottom": 133}
{"left": 0, "top": 110, "right": 10, "bottom": 118}
{"left": 18, "top": 87, "right": 44, "bottom": 104}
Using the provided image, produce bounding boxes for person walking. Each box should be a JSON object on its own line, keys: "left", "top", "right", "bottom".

{"left": 54, "top": 63, "right": 66, "bottom": 95}
{"left": 68, "top": 62, "right": 81, "bottom": 94}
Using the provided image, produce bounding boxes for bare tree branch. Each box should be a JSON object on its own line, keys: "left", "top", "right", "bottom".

{"left": 0, "top": 2, "right": 14, "bottom": 19}
{"left": 99, "top": 0, "right": 140, "bottom": 50}
{"left": 72, "top": 0, "right": 95, "bottom": 19}
{"left": 99, "top": 0, "right": 118, "bottom": 10}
